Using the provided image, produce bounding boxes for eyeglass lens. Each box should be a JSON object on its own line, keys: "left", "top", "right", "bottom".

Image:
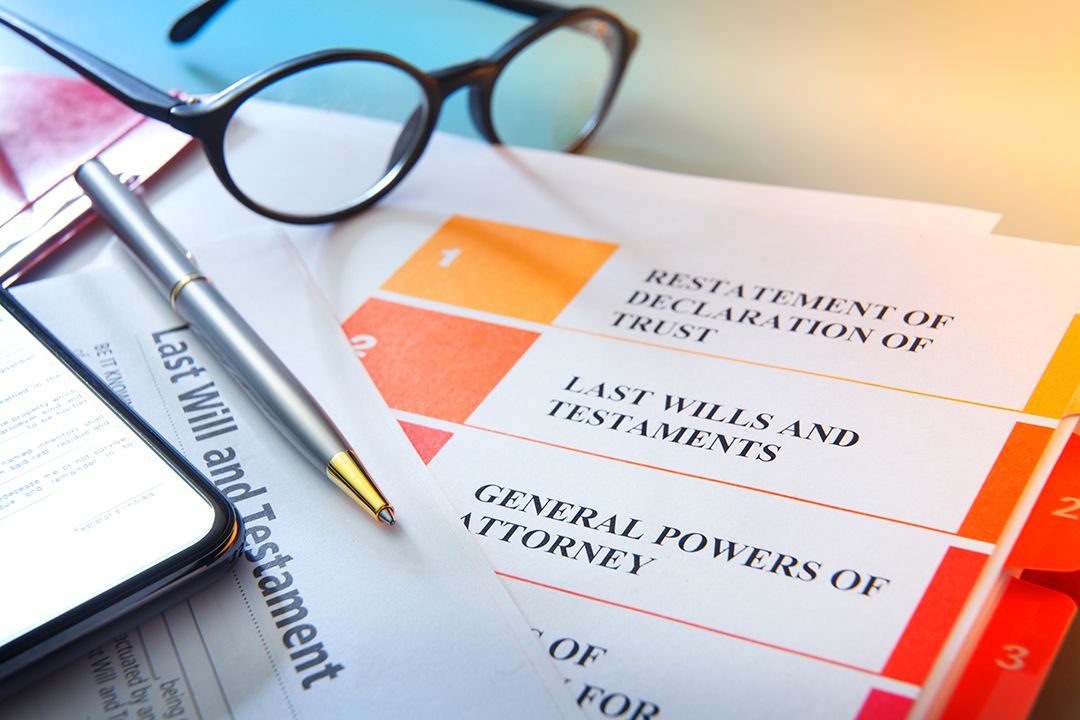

{"left": 222, "top": 59, "right": 429, "bottom": 218}
{"left": 491, "top": 18, "right": 620, "bottom": 152}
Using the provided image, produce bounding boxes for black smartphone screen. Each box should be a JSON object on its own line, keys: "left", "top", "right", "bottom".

{"left": 0, "top": 292, "right": 240, "bottom": 678}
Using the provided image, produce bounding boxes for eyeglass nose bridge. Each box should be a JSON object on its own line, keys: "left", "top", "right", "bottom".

{"left": 430, "top": 59, "right": 502, "bottom": 145}
{"left": 431, "top": 59, "right": 499, "bottom": 95}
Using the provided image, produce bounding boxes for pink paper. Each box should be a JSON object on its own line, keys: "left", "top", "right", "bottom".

{"left": 0, "top": 69, "right": 142, "bottom": 223}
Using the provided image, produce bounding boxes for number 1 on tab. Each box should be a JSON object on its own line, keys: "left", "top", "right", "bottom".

{"left": 439, "top": 248, "right": 462, "bottom": 267}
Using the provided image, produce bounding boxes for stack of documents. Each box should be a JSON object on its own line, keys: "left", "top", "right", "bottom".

{"left": 11, "top": 101, "right": 1080, "bottom": 718}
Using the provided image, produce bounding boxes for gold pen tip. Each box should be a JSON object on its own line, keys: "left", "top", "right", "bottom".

{"left": 377, "top": 507, "right": 396, "bottom": 526}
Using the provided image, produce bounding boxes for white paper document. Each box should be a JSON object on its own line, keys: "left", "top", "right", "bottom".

{"left": 5, "top": 232, "right": 580, "bottom": 718}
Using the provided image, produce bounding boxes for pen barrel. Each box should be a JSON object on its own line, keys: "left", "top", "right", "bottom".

{"left": 174, "top": 280, "right": 344, "bottom": 467}
{"left": 74, "top": 160, "right": 391, "bottom": 522}
{"left": 73, "top": 161, "right": 198, "bottom": 297}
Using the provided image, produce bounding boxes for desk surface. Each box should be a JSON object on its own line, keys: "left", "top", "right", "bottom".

{"left": 2, "top": 1, "right": 1078, "bottom": 715}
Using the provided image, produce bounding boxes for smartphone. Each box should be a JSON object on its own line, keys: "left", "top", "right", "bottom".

{"left": 0, "top": 289, "right": 242, "bottom": 687}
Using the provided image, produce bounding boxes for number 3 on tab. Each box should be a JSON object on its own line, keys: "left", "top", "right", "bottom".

{"left": 439, "top": 248, "right": 462, "bottom": 267}
{"left": 995, "top": 644, "right": 1029, "bottom": 671}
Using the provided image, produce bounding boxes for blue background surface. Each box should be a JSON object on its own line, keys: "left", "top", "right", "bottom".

{"left": 3, "top": 1, "right": 1077, "bottom": 245}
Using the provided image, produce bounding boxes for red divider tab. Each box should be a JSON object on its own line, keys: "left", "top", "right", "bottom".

{"left": 1008, "top": 432, "right": 1080, "bottom": 571}
{"left": 882, "top": 547, "right": 987, "bottom": 685}
{"left": 343, "top": 298, "right": 539, "bottom": 423}
{"left": 398, "top": 420, "right": 454, "bottom": 465}
{"left": 1021, "top": 568, "right": 1080, "bottom": 607}
{"left": 941, "top": 578, "right": 1075, "bottom": 720}
{"left": 855, "top": 689, "right": 913, "bottom": 720}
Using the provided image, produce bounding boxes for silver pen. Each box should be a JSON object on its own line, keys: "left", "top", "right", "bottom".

{"left": 74, "top": 159, "right": 395, "bottom": 526}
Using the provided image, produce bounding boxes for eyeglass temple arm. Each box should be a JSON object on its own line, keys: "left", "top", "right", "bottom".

{"left": 168, "top": 0, "right": 568, "bottom": 43}
{"left": 169, "top": 0, "right": 230, "bottom": 43}
{"left": 0, "top": 8, "right": 177, "bottom": 123}
{"left": 472, "top": 0, "right": 566, "bottom": 19}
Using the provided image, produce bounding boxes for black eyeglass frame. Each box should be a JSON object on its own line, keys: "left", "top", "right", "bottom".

{"left": 0, "top": 1, "right": 638, "bottom": 225}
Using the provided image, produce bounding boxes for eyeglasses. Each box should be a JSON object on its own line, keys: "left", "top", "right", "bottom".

{"left": 0, "top": 2, "right": 638, "bottom": 225}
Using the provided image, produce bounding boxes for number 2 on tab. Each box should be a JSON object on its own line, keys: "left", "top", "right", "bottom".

{"left": 350, "top": 335, "right": 377, "bottom": 359}
{"left": 439, "top": 248, "right": 462, "bottom": 267}
{"left": 1051, "top": 496, "right": 1080, "bottom": 520}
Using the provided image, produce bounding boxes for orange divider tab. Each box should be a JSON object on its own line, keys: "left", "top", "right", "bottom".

{"left": 382, "top": 215, "right": 619, "bottom": 323}
{"left": 1008, "top": 431, "right": 1080, "bottom": 571}
{"left": 855, "top": 689, "right": 913, "bottom": 720}
{"left": 398, "top": 420, "right": 454, "bottom": 465}
{"left": 1024, "top": 315, "right": 1080, "bottom": 418}
{"left": 958, "top": 423, "right": 1053, "bottom": 543}
{"left": 343, "top": 298, "right": 539, "bottom": 424}
{"left": 882, "top": 547, "right": 987, "bottom": 685}
{"left": 941, "top": 578, "right": 1075, "bottom": 720}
